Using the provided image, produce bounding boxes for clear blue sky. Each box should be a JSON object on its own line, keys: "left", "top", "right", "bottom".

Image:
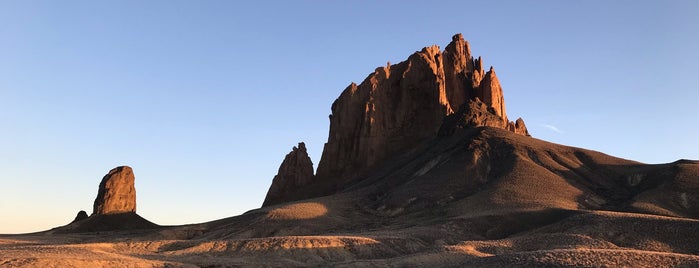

{"left": 1, "top": 1, "right": 697, "bottom": 233}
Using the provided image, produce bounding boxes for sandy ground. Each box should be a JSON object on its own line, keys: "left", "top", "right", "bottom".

{"left": 2, "top": 210, "right": 699, "bottom": 267}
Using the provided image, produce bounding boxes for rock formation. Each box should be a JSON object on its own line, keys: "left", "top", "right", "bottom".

{"left": 55, "top": 166, "right": 157, "bottom": 233}
{"left": 442, "top": 34, "right": 473, "bottom": 108}
{"left": 439, "top": 99, "right": 529, "bottom": 137}
{"left": 93, "top": 166, "right": 137, "bottom": 215}
{"left": 313, "top": 45, "right": 452, "bottom": 192}
{"left": 263, "top": 34, "right": 530, "bottom": 206}
{"left": 509, "top": 118, "right": 530, "bottom": 136}
{"left": 263, "top": 143, "right": 315, "bottom": 207}
{"left": 71, "top": 210, "right": 88, "bottom": 223}
{"left": 476, "top": 67, "right": 506, "bottom": 119}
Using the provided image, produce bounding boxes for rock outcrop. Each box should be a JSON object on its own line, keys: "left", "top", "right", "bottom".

{"left": 71, "top": 210, "right": 88, "bottom": 223}
{"left": 314, "top": 34, "right": 528, "bottom": 186}
{"left": 263, "top": 34, "right": 530, "bottom": 206}
{"left": 476, "top": 67, "right": 506, "bottom": 119}
{"left": 313, "top": 45, "right": 452, "bottom": 193}
{"left": 263, "top": 143, "right": 315, "bottom": 207}
{"left": 54, "top": 166, "right": 157, "bottom": 233}
{"left": 509, "top": 118, "right": 530, "bottom": 136}
{"left": 439, "top": 98, "right": 528, "bottom": 137}
{"left": 93, "top": 166, "right": 137, "bottom": 215}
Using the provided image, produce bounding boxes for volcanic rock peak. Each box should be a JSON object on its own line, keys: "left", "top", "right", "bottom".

{"left": 93, "top": 166, "right": 137, "bottom": 215}
{"left": 263, "top": 34, "right": 530, "bottom": 206}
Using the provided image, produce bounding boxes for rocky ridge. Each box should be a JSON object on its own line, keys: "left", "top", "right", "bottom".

{"left": 264, "top": 34, "right": 529, "bottom": 207}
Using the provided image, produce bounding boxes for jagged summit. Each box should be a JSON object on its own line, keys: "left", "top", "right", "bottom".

{"left": 263, "top": 34, "right": 529, "bottom": 207}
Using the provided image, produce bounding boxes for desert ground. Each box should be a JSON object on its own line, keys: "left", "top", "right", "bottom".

{"left": 2, "top": 128, "right": 698, "bottom": 267}
{"left": 2, "top": 210, "right": 698, "bottom": 267}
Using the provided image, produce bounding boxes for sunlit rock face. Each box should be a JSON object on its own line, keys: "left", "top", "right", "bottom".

{"left": 263, "top": 34, "right": 529, "bottom": 207}
{"left": 93, "top": 166, "right": 137, "bottom": 215}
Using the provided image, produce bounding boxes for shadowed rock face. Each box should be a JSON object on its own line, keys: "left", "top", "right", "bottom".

{"left": 93, "top": 166, "right": 136, "bottom": 215}
{"left": 263, "top": 34, "right": 530, "bottom": 207}
{"left": 263, "top": 143, "right": 315, "bottom": 207}
{"left": 439, "top": 99, "right": 529, "bottom": 137}
{"left": 314, "top": 46, "right": 451, "bottom": 192}
{"left": 71, "top": 210, "right": 88, "bottom": 223}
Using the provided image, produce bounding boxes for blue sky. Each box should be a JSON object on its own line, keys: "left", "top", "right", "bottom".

{"left": 1, "top": 1, "right": 697, "bottom": 233}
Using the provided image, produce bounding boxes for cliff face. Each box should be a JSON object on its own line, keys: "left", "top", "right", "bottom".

{"left": 313, "top": 45, "right": 453, "bottom": 191}
{"left": 314, "top": 34, "right": 528, "bottom": 187}
{"left": 477, "top": 67, "right": 507, "bottom": 119}
{"left": 263, "top": 34, "right": 530, "bottom": 206}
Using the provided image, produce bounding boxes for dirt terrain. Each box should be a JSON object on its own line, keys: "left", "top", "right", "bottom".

{"left": 2, "top": 210, "right": 698, "bottom": 267}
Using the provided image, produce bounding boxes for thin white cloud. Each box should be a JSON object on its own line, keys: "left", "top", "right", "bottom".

{"left": 542, "top": 124, "right": 564, "bottom": 134}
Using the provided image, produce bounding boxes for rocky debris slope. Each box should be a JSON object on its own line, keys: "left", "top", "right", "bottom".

{"left": 264, "top": 34, "right": 530, "bottom": 206}
{"left": 93, "top": 166, "right": 137, "bottom": 215}
{"left": 263, "top": 143, "right": 315, "bottom": 207}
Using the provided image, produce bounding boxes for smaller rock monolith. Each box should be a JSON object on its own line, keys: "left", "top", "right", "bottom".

{"left": 93, "top": 166, "right": 137, "bottom": 215}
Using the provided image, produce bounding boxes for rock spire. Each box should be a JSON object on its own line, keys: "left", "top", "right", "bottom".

{"left": 263, "top": 143, "right": 315, "bottom": 207}
{"left": 263, "top": 34, "right": 529, "bottom": 206}
{"left": 93, "top": 166, "right": 137, "bottom": 215}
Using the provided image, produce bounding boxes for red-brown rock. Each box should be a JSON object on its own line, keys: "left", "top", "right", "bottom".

{"left": 313, "top": 45, "right": 453, "bottom": 192}
{"left": 315, "top": 34, "right": 528, "bottom": 185}
{"left": 475, "top": 67, "right": 507, "bottom": 119}
{"left": 443, "top": 33, "right": 473, "bottom": 109}
{"left": 263, "top": 143, "right": 315, "bottom": 207}
{"left": 509, "top": 118, "right": 530, "bottom": 136}
{"left": 439, "top": 99, "right": 510, "bottom": 136}
{"left": 263, "top": 34, "right": 530, "bottom": 206}
{"left": 93, "top": 166, "right": 137, "bottom": 215}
